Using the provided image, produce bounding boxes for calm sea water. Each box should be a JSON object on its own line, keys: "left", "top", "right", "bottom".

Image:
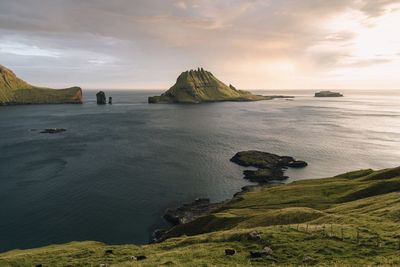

{"left": 0, "top": 89, "right": 399, "bottom": 252}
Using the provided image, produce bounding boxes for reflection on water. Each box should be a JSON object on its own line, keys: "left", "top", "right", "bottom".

{"left": 0, "top": 89, "right": 399, "bottom": 252}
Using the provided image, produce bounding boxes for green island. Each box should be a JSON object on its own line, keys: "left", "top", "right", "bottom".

{"left": 1, "top": 164, "right": 399, "bottom": 266}
{"left": 148, "top": 68, "right": 290, "bottom": 103}
{"left": 0, "top": 65, "right": 82, "bottom": 105}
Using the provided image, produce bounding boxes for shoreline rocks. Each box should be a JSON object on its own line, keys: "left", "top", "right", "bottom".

{"left": 152, "top": 198, "right": 224, "bottom": 242}
{"left": 153, "top": 150, "right": 307, "bottom": 242}
{"left": 314, "top": 91, "right": 343, "bottom": 97}
{"left": 164, "top": 198, "right": 223, "bottom": 226}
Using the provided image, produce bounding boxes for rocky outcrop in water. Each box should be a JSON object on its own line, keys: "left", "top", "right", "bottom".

{"left": 96, "top": 91, "right": 106, "bottom": 104}
{"left": 40, "top": 128, "right": 66, "bottom": 134}
{"left": 230, "top": 150, "right": 307, "bottom": 183}
{"left": 148, "top": 68, "right": 291, "bottom": 103}
{"left": 314, "top": 91, "right": 343, "bottom": 97}
{"left": 0, "top": 64, "right": 82, "bottom": 105}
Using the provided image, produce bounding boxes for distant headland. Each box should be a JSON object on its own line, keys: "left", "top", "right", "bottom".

{"left": 149, "top": 68, "right": 291, "bottom": 103}
{"left": 0, "top": 64, "right": 82, "bottom": 105}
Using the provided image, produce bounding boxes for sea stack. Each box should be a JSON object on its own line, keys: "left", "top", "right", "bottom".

{"left": 0, "top": 64, "right": 82, "bottom": 105}
{"left": 108, "top": 96, "right": 112, "bottom": 104}
{"left": 96, "top": 91, "right": 106, "bottom": 104}
{"left": 314, "top": 91, "right": 343, "bottom": 97}
{"left": 148, "top": 68, "right": 291, "bottom": 103}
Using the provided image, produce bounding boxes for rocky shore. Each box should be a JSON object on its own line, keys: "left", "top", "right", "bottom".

{"left": 153, "top": 150, "right": 308, "bottom": 242}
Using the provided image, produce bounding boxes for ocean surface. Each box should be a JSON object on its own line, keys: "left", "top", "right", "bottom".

{"left": 0, "top": 89, "right": 399, "bottom": 252}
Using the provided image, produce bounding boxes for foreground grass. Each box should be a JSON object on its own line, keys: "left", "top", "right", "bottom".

{"left": 1, "top": 167, "right": 400, "bottom": 266}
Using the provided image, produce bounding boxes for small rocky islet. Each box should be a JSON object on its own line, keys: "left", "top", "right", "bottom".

{"left": 231, "top": 150, "right": 307, "bottom": 183}
{"left": 314, "top": 90, "right": 343, "bottom": 97}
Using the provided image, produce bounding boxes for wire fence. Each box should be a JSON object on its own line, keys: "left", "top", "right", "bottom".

{"left": 272, "top": 223, "right": 400, "bottom": 250}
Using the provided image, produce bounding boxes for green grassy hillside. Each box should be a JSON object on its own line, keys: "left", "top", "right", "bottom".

{"left": 0, "top": 65, "right": 82, "bottom": 105}
{"left": 148, "top": 68, "right": 281, "bottom": 103}
{"left": 1, "top": 167, "right": 399, "bottom": 266}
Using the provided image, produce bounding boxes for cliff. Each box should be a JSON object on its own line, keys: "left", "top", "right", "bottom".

{"left": 149, "top": 68, "right": 288, "bottom": 103}
{"left": 0, "top": 65, "right": 82, "bottom": 105}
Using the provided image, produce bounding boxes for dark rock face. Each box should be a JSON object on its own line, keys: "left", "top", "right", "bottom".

{"left": 104, "top": 249, "right": 113, "bottom": 255}
{"left": 225, "top": 249, "right": 236, "bottom": 256}
{"left": 136, "top": 255, "right": 147, "bottom": 261}
{"left": 230, "top": 151, "right": 307, "bottom": 183}
{"left": 40, "top": 128, "right": 66, "bottom": 134}
{"left": 96, "top": 91, "right": 106, "bottom": 104}
{"left": 314, "top": 91, "right": 343, "bottom": 97}
{"left": 164, "top": 198, "right": 222, "bottom": 226}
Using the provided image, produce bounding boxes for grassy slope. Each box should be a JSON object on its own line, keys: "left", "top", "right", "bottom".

{"left": 1, "top": 167, "right": 400, "bottom": 266}
{"left": 150, "top": 69, "right": 268, "bottom": 103}
{"left": 0, "top": 65, "right": 82, "bottom": 104}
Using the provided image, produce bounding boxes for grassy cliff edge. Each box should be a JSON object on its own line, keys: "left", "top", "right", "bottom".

{"left": 0, "top": 65, "right": 82, "bottom": 105}
{"left": 1, "top": 166, "right": 399, "bottom": 266}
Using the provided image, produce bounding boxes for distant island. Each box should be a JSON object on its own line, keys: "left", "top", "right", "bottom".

{"left": 149, "top": 68, "right": 290, "bottom": 103}
{"left": 0, "top": 64, "right": 82, "bottom": 105}
{"left": 314, "top": 91, "right": 343, "bottom": 97}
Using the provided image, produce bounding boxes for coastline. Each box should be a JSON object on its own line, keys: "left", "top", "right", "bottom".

{"left": 153, "top": 150, "right": 308, "bottom": 242}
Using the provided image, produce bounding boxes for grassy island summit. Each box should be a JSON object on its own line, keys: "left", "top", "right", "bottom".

{"left": 1, "top": 165, "right": 399, "bottom": 266}
{"left": 0, "top": 65, "right": 82, "bottom": 105}
{"left": 149, "top": 68, "right": 290, "bottom": 103}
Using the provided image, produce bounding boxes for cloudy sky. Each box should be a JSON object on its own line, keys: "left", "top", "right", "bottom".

{"left": 1, "top": 0, "right": 399, "bottom": 89}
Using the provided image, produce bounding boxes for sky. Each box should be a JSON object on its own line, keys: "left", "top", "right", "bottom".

{"left": 0, "top": 0, "right": 400, "bottom": 90}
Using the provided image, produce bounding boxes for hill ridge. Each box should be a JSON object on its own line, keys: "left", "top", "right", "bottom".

{"left": 0, "top": 64, "right": 82, "bottom": 105}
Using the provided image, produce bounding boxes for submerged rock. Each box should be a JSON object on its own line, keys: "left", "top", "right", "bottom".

{"left": 231, "top": 151, "right": 307, "bottom": 183}
{"left": 314, "top": 91, "right": 343, "bottom": 97}
{"left": 96, "top": 91, "right": 106, "bottom": 104}
{"left": 40, "top": 128, "right": 66, "bottom": 134}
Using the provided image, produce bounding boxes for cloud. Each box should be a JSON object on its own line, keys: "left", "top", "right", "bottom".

{"left": 0, "top": 0, "right": 399, "bottom": 89}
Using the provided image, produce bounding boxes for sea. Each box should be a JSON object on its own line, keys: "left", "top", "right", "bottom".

{"left": 0, "top": 89, "right": 399, "bottom": 252}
